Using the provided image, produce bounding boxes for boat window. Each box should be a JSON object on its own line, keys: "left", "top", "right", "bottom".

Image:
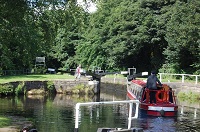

{"left": 139, "top": 87, "right": 146, "bottom": 101}
{"left": 169, "top": 88, "right": 173, "bottom": 103}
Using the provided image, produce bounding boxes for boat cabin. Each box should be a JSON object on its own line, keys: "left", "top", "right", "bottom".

{"left": 128, "top": 80, "right": 176, "bottom": 104}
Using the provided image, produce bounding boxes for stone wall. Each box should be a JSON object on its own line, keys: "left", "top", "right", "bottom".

{"left": 1, "top": 77, "right": 199, "bottom": 96}
{"left": 0, "top": 80, "right": 97, "bottom": 95}
{"left": 53, "top": 80, "right": 96, "bottom": 94}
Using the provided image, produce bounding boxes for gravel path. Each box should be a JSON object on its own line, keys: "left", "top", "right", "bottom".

{"left": 0, "top": 116, "right": 35, "bottom": 132}
{"left": 0, "top": 127, "right": 18, "bottom": 132}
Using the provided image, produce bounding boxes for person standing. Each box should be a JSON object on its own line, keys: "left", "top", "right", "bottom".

{"left": 75, "top": 64, "right": 81, "bottom": 80}
{"left": 146, "top": 70, "right": 162, "bottom": 104}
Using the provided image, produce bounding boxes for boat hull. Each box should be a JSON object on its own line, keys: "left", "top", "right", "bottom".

{"left": 140, "top": 103, "right": 178, "bottom": 117}
{"left": 127, "top": 79, "right": 178, "bottom": 117}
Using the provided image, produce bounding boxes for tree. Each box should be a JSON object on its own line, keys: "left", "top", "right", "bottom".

{"left": 75, "top": 0, "right": 169, "bottom": 72}
{"left": 0, "top": 0, "right": 90, "bottom": 72}
{"left": 164, "top": 0, "right": 200, "bottom": 73}
{"left": 0, "top": 0, "right": 43, "bottom": 70}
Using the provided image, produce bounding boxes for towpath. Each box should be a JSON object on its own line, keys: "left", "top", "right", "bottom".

{"left": 101, "top": 77, "right": 200, "bottom": 93}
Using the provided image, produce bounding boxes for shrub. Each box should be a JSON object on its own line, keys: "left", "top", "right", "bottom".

{"left": 0, "top": 116, "right": 11, "bottom": 127}
{"left": 178, "top": 91, "right": 200, "bottom": 102}
{"left": 72, "top": 84, "right": 93, "bottom": 95}
{"left": 0, "top": 84, "right": 13, "bottom": 95}
{"left": 15, "top": 82, "right": 25, "bottom": 95}
{"left": 34, "top": 67, "right": 46, "bottom": 74}
{"left": 47, "top": 81, "right": 55, "bottom": 92}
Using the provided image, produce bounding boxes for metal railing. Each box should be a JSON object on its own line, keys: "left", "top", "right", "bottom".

{"left": 74, "top": 100, "right": 140, "bottom": 132}
{"left": 180, "top": 105, "right": 199, "bottom": 119}
{"left": 159, "top": 73, "right": 200, "bottom": 84}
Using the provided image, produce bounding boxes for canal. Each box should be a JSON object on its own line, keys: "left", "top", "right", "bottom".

{"left": 0, "top": 86, "right": 200, "bottom": 132}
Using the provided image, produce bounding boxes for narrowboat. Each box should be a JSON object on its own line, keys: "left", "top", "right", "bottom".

{"left": 127, "top": 79, "right": 178, "bottom": 117}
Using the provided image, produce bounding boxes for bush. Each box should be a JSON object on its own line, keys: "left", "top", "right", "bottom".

{"left": 0, "top": 84, "right": 13, "bottom": 95}
{"left": 178, "top": 91, "right": 200, "bottom": 102}
{"left": 34, "top": 66, "right": 46, "bottom": 74}
{"left": 47, "top": 81, "right": 55, "bottom": 92}
{"left": 72, "top": 84, "right": 92, "bottom": 95}
{"left": 15, "top": 82, "right": 25, "bottom": 95}
{"left": 0, "top": 116, "right": 11, "bottom": 127}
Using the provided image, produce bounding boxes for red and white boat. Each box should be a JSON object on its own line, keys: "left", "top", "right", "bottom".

{"left": 127, "top": 79, "right": 178, "bottom": 117}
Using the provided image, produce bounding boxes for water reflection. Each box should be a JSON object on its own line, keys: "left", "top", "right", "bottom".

{"left": 138, "top": 116, "right": 177, "bottom": 132}
{"left": 0, "top": 93, "right": 200, "bottom": 132}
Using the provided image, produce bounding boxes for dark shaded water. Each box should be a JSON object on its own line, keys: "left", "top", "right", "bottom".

{"left": 0, "top": 88, "right": 200, "bottom": 132}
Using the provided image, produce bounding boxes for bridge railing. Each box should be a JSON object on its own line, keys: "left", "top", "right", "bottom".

{"left": 159, "top": 73, "right": 200, "bottom": 84}
{"left": 74, "top": 100, "right": 140, "bottom": 132}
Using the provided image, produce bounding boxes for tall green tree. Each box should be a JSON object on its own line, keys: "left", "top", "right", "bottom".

{"left": 0, "top": 0, "right": 90, "bottom": 72}
{"left": 164, "top": 0, "right": 200, "bottom": 73}
{"left": 0, "top": 0, "right": 43, "bottom": 70}
{"left": 76, "top": 0, "right": 170, "bottom": 72}
{"left": 39, "top": 2, "right": 89, "bottom": 69}
{"left": 1, "top": 0, "right": 199, "bottom": 75}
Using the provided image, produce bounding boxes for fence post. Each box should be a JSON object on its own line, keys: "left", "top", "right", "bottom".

{"left": 128, "top": 102, "right": 133, "bottom": 129}
{"left": 159, "top": 73, "right": 162, "bottom": 82}
{"left": 195, "top": 76, "right": 198, "bottom": 84}
{"left": 114, "top": 73, "right": 117, "bottom": 83}
{"left": 182, "top": 75, "right": 185, "bottom": 83}
{"left": 194, "top": 108, "right": 197, "bottom": 119}
{"left": 74, "top": 103, "right": 80, "bottom": 132}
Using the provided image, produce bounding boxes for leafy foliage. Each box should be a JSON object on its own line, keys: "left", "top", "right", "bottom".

{"left": 47, "top": 81, "right": 55, "bottom": 92}
{"left": 76, "top": 0, "right": 169, "bottom": 71}
{"left": 15, "top": 82, "right": 25, "bottom": 95}
{"left": 164, "top": 0, "right": 200, "bottom": 73}
{"left": 0, "top": 0, "right": 199, "bottom": 74}
{"left": 0, "top": 0, "right": 44, "bottom": 70}
{"left": 0, "top": 84, "right": 13, "bottom": 95}
{"left": 0, "top": 116, "right": 11, "bottom": 127}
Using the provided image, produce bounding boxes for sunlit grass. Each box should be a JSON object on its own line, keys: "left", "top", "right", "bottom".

{"left": 0, "top": 73, "right": 199, "bottom": 84}
{"left": 104, "top": 75, "right": 187, "bottom": 83}
{"left": 178, "top": 91, "right": 200, "bottom": 102}
{"left": 0, "top": 116, "right": 11, "bottom": 127}
{"left": 104, "top": 74, "right": 126, "bottom": 78}
{"left": 0, "top": 74, "right": 75, "bottom": 84}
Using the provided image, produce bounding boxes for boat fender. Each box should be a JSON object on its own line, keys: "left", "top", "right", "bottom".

{"left": 156, "top": 91, "right": 167, "bottom": 102}
{"left": 160, "top": 110, "right": 165, "bottom": 116}
{"left": 155, "top": 91, "right": 163, "bottom": 102}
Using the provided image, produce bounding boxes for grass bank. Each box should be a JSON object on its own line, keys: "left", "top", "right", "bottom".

{"left": 0, "top": 74, "right": 75, "bottom": 84}
{"left": 0, "top": 73, "right": 197, "bottom": 84}
{"left": 178, "top": 91, "right": 200, "bottom": 102}
{"left": 0, "top": 116, "right": 11, "bottom": 127}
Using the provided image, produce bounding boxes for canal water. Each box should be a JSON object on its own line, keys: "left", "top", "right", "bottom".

{"left": 0, "top": 87, "right": 200, "bottom": 132}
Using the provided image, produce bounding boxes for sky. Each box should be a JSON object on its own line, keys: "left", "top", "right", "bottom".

{"left": 77, "top": 0, "right": 97, "bottom": 13}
